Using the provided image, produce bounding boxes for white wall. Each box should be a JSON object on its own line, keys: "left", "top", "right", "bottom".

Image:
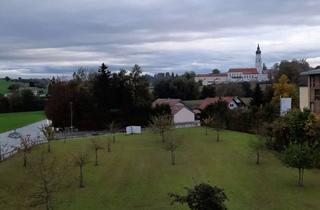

{"left": 174, "top": 108, "right": 195, "bottom": 124}
{"left": 299, "top": 87, "right": 309, "bottom": 111}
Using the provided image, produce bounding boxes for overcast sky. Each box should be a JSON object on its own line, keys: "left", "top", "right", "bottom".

{"left": 1, "top": 0, "right": 320, "bottom": 78}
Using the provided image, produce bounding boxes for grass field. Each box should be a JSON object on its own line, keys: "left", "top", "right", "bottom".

{"left": 0, "top": 79, "right": 13, "bottom": 94}
{"left": 0, "top": 111, "right": 45, "bottom": 133}
{"left": 1, "top": 128, "right": 320, "bottom": 210}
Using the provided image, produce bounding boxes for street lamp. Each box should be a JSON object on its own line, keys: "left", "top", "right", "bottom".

{"left": 70, "top": 102, "right": 73, "bottom": 133}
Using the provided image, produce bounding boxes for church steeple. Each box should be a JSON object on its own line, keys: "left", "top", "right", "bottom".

{"left": 256, "top": 44, "right": 261, "bottom": 54}
{"left": 255, "top": 44, "right": 262, "bottom": 74}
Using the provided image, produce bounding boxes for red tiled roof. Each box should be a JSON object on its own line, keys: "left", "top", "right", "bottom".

{"left": 196, "top": 73, "right": 228, "bottom": 77}
{"left": 228, "top": 68, "right": 258, "bottom": 74}
{"left": 152, "top": 98, "right": 189, "bottom": 115}
{"left": 198, "top": 97, "right": 234, "bottom": 110}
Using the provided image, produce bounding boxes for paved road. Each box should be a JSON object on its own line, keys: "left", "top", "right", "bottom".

{"left": 0, "top": 119, "right": 50, "bottom": 156}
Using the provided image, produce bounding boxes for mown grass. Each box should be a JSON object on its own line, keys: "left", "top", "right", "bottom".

{"left": 0, "top": 79, "right": 13, "bottom": 94}
{"left": 0, "top": 127, "right": 320, "bottom": 210}
{"left": 0, "top": 111, "right": 45, "bottom": 133}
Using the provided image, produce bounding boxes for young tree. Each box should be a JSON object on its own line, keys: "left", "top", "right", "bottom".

{"left": 73, "top": 151, "right": 89, "bottom": 188}
{"left": 41, "top": 124, "right": 55, "bottom": 153}
{"left": 150, "top": 114, "right": 173, "bottom": 143}
{"left": 169, "top": 183, "right": 228, "bottom": 210}
{"left": 27, "top": 153, "right": 70, "bottom": 210}
{"left": 107, "top": 137, "right": 112, "bottom": 153}
{"left": 251, "top": 83, "right": 264, "bottom": 107}
{"left": 163, "top": 133, "right": 181, "bottom": 165}
{"left": 202, "top": 117, "right": 214, "bottom": 136}
{"left": 282, "top": 143, "right": 315, "bottom": 186}
{"left": 20, "top": 135, "right": 35, "bottom": 168}
{"left": 249, "top": 135, "right": 266, "bottom": 165}
{"left": 91, "top": 139, "right": 104, "bottom": 166}
{"left": 109, "top": 121, "right": 118, "bottom": 144}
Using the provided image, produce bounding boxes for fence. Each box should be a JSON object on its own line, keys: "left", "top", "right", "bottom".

{"left": 0, "top": 139, "right": 47, "bottom": 162}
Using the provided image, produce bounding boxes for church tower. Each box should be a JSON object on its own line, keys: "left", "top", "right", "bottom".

{"left": 255, "top": 44, "right": 262, "bottom": 74}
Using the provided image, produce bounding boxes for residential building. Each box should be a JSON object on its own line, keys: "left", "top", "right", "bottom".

{"left": 197, "top": 96, "right": 246, "bottom": 111}
{"left": 300, "top": 69, "right": 320, "bottom": 113}
{"left": 152, "top": 98, "right": 197, "bottom": 124}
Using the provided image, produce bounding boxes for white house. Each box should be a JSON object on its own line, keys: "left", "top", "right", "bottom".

{"left": 152, "top": 98, "right": 197, "bottom": 125}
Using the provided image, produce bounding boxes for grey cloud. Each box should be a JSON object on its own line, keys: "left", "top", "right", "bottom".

{"left": 1, "top": 0, "right": 320, "bottom": 77}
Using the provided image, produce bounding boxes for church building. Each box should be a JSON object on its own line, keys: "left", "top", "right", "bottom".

{"left": 195, "top": 45, "right": 269, "bottom": 85}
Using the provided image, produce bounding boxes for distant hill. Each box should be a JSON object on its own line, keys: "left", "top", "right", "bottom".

{"left": 0, "top": 79, "right": 13, "bottom": 94}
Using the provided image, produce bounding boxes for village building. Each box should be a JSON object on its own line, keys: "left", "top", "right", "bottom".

{"left": 300, "top": 69, "right": 320, "bottom": 113}
{"left": 195, "top": 45, "right": 269, "bottom": 85}
{"left": 152, "top": 98, "right": 198, "bottom": 125}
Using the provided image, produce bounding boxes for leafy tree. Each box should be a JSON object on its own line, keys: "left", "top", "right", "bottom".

{"left": 272, "top": 75, "right": 297, "bottom": 108}
{"left": 169, "top": 183, "right": 228, "bottom": 210}
{"left": 202, "top": 117, "right": 214, "bottom": 136}
{"left": 41, "top": 124, "right": 55, "bottom": 153}
{"left": 91, "top": 139, "right": 104, "bottom": 166}
{"left": 151, "top": 104, "right": 171, "bottom": 116}
{"left": 251, "top": 84, "right": 264, "bottom": 107}
{"left": 73, "top": 151, "right": 89, "bottom": 188}
{"left": 150, "top": 115, "right": 173, "bottom": 143}
{"left": 212, "top": 69, "right": 220, "bottom": 74}
{"left": 276, "top": 59, "right": 309, "bottom": 85}
{"left": 202, "top": 100, "right": 229, "bottom": 142}
{"left": 282, "top": 143, "right": 315, "bottom": 186}
{"left": 241, "top": 82, "right": 252, "bottom": 97}
{"left": 200, "top": 85, "right": 215, "bottom": 99}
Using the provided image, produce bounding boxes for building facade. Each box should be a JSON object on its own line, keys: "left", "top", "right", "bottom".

{"left": 195, "top": 45, "right": 269, "bottom": 85}
{"left": 300, "top": 70, "right": 320, "bottom": 113}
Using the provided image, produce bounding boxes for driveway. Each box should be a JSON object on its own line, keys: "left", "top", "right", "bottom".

{"left": 0, "top": 119, "right": 50, "bottom": 156}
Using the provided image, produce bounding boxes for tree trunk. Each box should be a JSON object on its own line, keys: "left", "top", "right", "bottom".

{"left": 256, "top": 151, "right": 260, "bottom": 165}
{"left": 112, "top": 134, "right": 115, "bottom": 144}
{"left": 95, "top": 150, "right": 98, "bottom": 166}
{"left": 171, "top": 151, "right": 175, "bottom": 165}
{"left": 48, "top": 142, "right": 51, "bottom": 153}
{"left": 298, "top": 168, "right": 302, "bottom": 186}
{"left": 216, "top": 129, "right": 220, "bottom": 142}
{"left": 108, "top": 142, "right": 111, "bottom": 153}
{"left": 205, "top": 127, "right": 208, "bottom": 136}
{"left": 23, "top": 152, "right": 27, "bottom": 168}
{"left": 161, "top": 131, "right": 165, "bottom": 143}
{"left": 80, "top": 165, "right": 84, "bottom": 188}
{"left": 301, "top": 168, "right": 304, "bottom": 187}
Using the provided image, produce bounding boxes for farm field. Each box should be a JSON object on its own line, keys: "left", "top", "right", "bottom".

{"left": 0, "top": 79, "right": 13, "bottom": 94}
{"left": 0, "top": 127, "right": 320, "bottom": 210}
{"left": 0, "top": 111, "right": 46, "bottom": 133}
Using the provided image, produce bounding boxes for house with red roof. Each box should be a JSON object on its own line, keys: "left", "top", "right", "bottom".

{"left": 152, "top": 98, "right": 197, "bottom": 125}
{"left": 198, "top": 96, "right": 245, "bottom": 111}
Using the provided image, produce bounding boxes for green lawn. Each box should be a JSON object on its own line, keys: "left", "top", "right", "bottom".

{"left": 0, "top": 79, "right": 13, "bottom": 94}
{"left": 0, "top": 111, "right": 45, "bottom": 133}
{"left": 1, "top": 128, "right": 320, "bottom": 209}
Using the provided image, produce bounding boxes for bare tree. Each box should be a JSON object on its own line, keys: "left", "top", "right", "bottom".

{"left": 27, "top": 153, "right": 70, "bottom": 210}
{"left": 202, "top": 117, "right": 214, "bottom": 136}
{"left": 91, "top": 139, "right": 104, "bottom": 166}
{"left": 163, "top": 133, "right": 181, "bottom": 165}
{"left": 20, "top": 135, "right": 35, "bottom": 168}
{"left": 109, "top": 121, "right": 118, "bottom": 144}
{"left": 150, "top": 115, "right": 173, "bottom": 143}
{"left": 107, "top": 137, "right": 112, "bottom": 153}
{"left": 249, "top": 135, "right": 266, "bottom": 165}
{"left": 73, "top": 151, "right": 89, "bottom": 188}
{"left": 41, "top": 124, "right": 55, "bottom": 153}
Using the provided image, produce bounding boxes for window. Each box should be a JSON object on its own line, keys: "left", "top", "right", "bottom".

{"left": 315, "top": 89, "right": 320, "bottom": 101}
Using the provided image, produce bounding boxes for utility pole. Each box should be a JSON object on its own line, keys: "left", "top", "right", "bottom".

{"left": 70, "top": 101, "right": 73, "bottom": 133}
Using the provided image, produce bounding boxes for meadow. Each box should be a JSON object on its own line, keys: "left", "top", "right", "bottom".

{"left": 0, "top": 111, "right": 45, "bottom": 133}
{"left": 0, "top": 127, "right": 320, "bottom": 210}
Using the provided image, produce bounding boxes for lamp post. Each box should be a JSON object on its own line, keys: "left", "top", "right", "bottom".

{"left": 70, "top": 102, "right": 73, "bottom": 133}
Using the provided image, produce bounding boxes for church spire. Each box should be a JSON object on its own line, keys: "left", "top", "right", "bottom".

{"left": 256, "top": 44, "right": 261, "bottom": 54}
